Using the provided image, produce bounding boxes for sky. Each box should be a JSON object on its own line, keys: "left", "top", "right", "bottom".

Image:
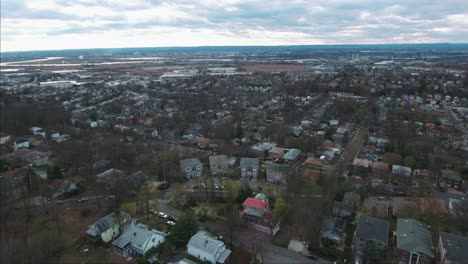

{"left": 1, "top": 0, "right": 468, "bottom": 52}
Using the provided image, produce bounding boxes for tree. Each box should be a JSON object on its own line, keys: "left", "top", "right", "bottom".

{"left": 236, "top": 183, "right": 253, "bottom": 203}
{"left": 222, "top": 180, "right": 239, "bottom": 204}
{"left": 382, "top": 152, "right": 403, "bottom": 166}
{"left": 272, "top": 197, "right": 287, "bottom": 222}
{"left": 403, "top": 156, "right": 416, "bottom": 168}
{"left": 170, "top": 213, "right": 198, "bottom": 247}
{"left": 168, "top": 183, "right": 188, "bottom": 208}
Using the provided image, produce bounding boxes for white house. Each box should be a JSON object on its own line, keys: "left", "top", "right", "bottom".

{"left": 187, "top": 231, "right": 231, "bottom": 264}
{"left": 30, "top": 127, "right": 46, "bottom": 137}
{"left": 86, "top": 211, "right": 132, "bottom": 243}
{"left": 112, "top": 223, "right": 167, "bottom": 257}
{"left": 180, "top": 158, "right": 203, "bottom": 179}
{"left": 12, "top": 138, "right": 30, "bottom": 151}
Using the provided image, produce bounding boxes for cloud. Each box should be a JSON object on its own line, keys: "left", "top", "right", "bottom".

{"left": 1, "top": 0, "right": 467, "bottom": 51}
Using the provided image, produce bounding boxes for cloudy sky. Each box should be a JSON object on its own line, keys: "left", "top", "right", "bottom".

{"left": 1, "top": 0, "right": 468, "bottom": 52}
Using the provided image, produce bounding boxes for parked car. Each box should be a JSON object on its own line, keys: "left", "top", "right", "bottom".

{"left": 167, "top": 215, "right": 177, "bottom": 222}
{"left": 166, "top": 221, "right": 176, "bottom": 226}
{"left": 158, "top": 212, "right": 168, "bottom": 219}
{"left": 78, "top": 198, "right": 88, "bottom": 203}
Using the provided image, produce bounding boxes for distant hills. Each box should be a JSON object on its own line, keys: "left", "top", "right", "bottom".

{"left": 2, "top": 43, "right": 468, "bottom": 61}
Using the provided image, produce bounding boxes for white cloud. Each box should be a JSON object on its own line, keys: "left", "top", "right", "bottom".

{"left": 1, "top": 0, "right": 467, "bottom": 52}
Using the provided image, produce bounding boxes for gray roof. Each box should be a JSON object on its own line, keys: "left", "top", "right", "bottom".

{"left": 321, "top": 217, "right": 346, "bottom": 239}
{"left": 209, "top": 155, "right": 228, "bottom": 165}
{"left": 392, "top": 165, "right": 412, "bottom": 177}
{"left": 440, "top": 232, "right": 468, "bottom": 264}
{"left": 187, "top": 231, "right": 223, "bottom": 255}
{"left": 86, "top": 211, "right": 131, "bottom": 237}
{"left": 397, "top": 218, "right": 434, "bottom": 257}
{"left": 355, "top": 215, "right": 389, "bottom": 244}
{"left": 96, "top": 168, "right": 124, "bottom": 183}
{"left": 112, "top": 223, "right": 167, "bottom": 250}
{"left": 283, "top": 148, "right": 301, "bottom": 161}
{"left": 265, "top": 163, "right": 289, "bottom": 173}
{"left": 240, "top": 158, "right": 259, "bottom": 168}
{"left": 127, "top": 171, "right": 148, "bottom": 188}
{"left": 180, "top": 158, "right": 202, "bottom": 169}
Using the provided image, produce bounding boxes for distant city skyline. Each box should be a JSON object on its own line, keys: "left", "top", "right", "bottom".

{"left": 1, "top": 0, "right": 468, "bottom": 52}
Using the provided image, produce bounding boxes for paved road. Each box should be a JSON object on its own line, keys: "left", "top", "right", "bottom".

{"left": 260, "top": 243, "right": 329, "bottom": 264}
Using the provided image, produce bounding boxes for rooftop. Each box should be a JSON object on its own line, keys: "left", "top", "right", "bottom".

{"left": 396, "top": 218, "right": 434, "bottom": 258}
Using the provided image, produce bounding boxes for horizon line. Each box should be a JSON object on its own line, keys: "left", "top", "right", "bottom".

{"left": 2, "top": 42, "right": 468, "bottom": 54}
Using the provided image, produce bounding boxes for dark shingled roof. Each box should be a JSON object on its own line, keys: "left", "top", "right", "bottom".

{"left": 355, "top": 215, "right": 390, "bottom": 244}
{"left": 440, "top": 232, "right": 468, "bottom": 264}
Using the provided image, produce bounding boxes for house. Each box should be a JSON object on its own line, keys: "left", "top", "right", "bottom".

{"left": 30, "top": 127, "right": 46, "bottom": 137}
{"left": 265, "top": 163, "right": 289, "bottom": 184}
{"left": 333, "top": 191, "right": 359, "bottom": 218}
{"left": 50, "top": 180, "right": 80, "bottom": 198}
{"left": 241, "top": 193, "right": 270, "bottom": 223}
{"left": 180, "top": 158, "right": 203, "bottom": 179}
{"left": 12, "top": 138, "right": 30, "bottom": 151}
{"left": 283, "top": 148, "right": 301, "bottom": 162}
{"left": 353, "top": 215, "right": 389, "bottom": 262}
{"left": 96, "top": 168, "right": 125, "bottom": 186}
{"left": 320, "top": 218, "right": 347, "bottom": 247}
{"left": 239, "top": 158, "right": 259, "bottom": 178}
{"left": 370, "top": 162, "right": 390, "bottom": 182}
{"left": 195, "top": 136, "right": 211, "bottom": 149}
{"left": 112, "top": 223, "right": 167, "bottom": 257}
{"left": 127, "top": 171, "right": 148, "bottom": 190}
{"left": 395, "top": 218, "right": 434, "bottom": 264}
{"left": 438, "top": 232, "right": 468, "bottom": 264}
{"left": 440, "top": 169, "right": 463, "bottom": 190}
{"left": 391, "top": 165, "right": 412, "bottom": 186}
{"left": 56, "top": 134, "right": 71, "bottom": 143}
{"left": 186, "top": 231, "right": 231, "bottom": 264}
{"left": 20, "top": 150, "right": 49, "bottom": 166}
{"left": 302, "top": 157, "right": 330, "bottom": 183}
{"left": 268, "top": 147, "right": 289, "bottom": 160}
{"left": 0, "top": 133, "right": 11, "bottom": 145}
{"left": 93, "top": 159, "right": 111, "bottom": 173}
{"left": 86, "top": 211, "right": 132, "bottom": 243}
{"left": 353, "top": 159, "right": 371, "bottom": 176}
{"left": 209, "top": 155, "right": 228, "bottom": 176}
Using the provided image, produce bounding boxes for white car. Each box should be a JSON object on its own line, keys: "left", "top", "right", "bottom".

{"left": 166, "top": 221, "right": 176, "bottom": 226}
{"left": 158, "top": 212, "right": 168, "bottom": 219}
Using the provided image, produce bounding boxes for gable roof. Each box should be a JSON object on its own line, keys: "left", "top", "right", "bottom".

{"left": 239, "top": 158, "right": 259, "bottom": 168}
{"left": 243, "top": 197, "right": 268, "bottom": 209}
{"left": 187, "top": 231, "right": 228, "bottom": 257}
{"left": 440, "top": 232, "right": 468, "bottom": 263}
{"left": 397, "top": 218, "right": 434, "bottom": 257}
{"left": 86, "top": 211, "right": 132, "bottom": 237}
{"left": 180, "top": 158, "right": 202, "bottom": 169}
{"left": 112, "top": 223, "right": 167, "bottom": 251}
{"left": 283, "top": 149, "right": 301, "bottom": 161}
{"left": 209, "top": 155, "right": 228, "bottom": 165}
{"left": 265, "top": 163, "right": 289, "bottom": 173}
{"left": 355, "top": 215, "right": 389, "bottom": 244}
{"left": 392, "top": 165, "right": 412, "bottom": 177}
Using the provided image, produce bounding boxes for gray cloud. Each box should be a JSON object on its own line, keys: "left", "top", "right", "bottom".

{"left": 1, "top": 0, "right": 467, "bottom": 51}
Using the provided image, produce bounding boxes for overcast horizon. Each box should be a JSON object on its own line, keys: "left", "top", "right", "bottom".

{"left": 2, "top": 0, "right": 468, "bottom": 52}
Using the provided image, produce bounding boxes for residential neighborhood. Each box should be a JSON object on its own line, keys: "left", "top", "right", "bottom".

{"left": 1, "top": 44, "right": 468, "bottom": 264}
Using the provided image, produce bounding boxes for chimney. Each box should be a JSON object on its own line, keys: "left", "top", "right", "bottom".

{"left": 134, "top": 232, "right": 136, "bottom": 236}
